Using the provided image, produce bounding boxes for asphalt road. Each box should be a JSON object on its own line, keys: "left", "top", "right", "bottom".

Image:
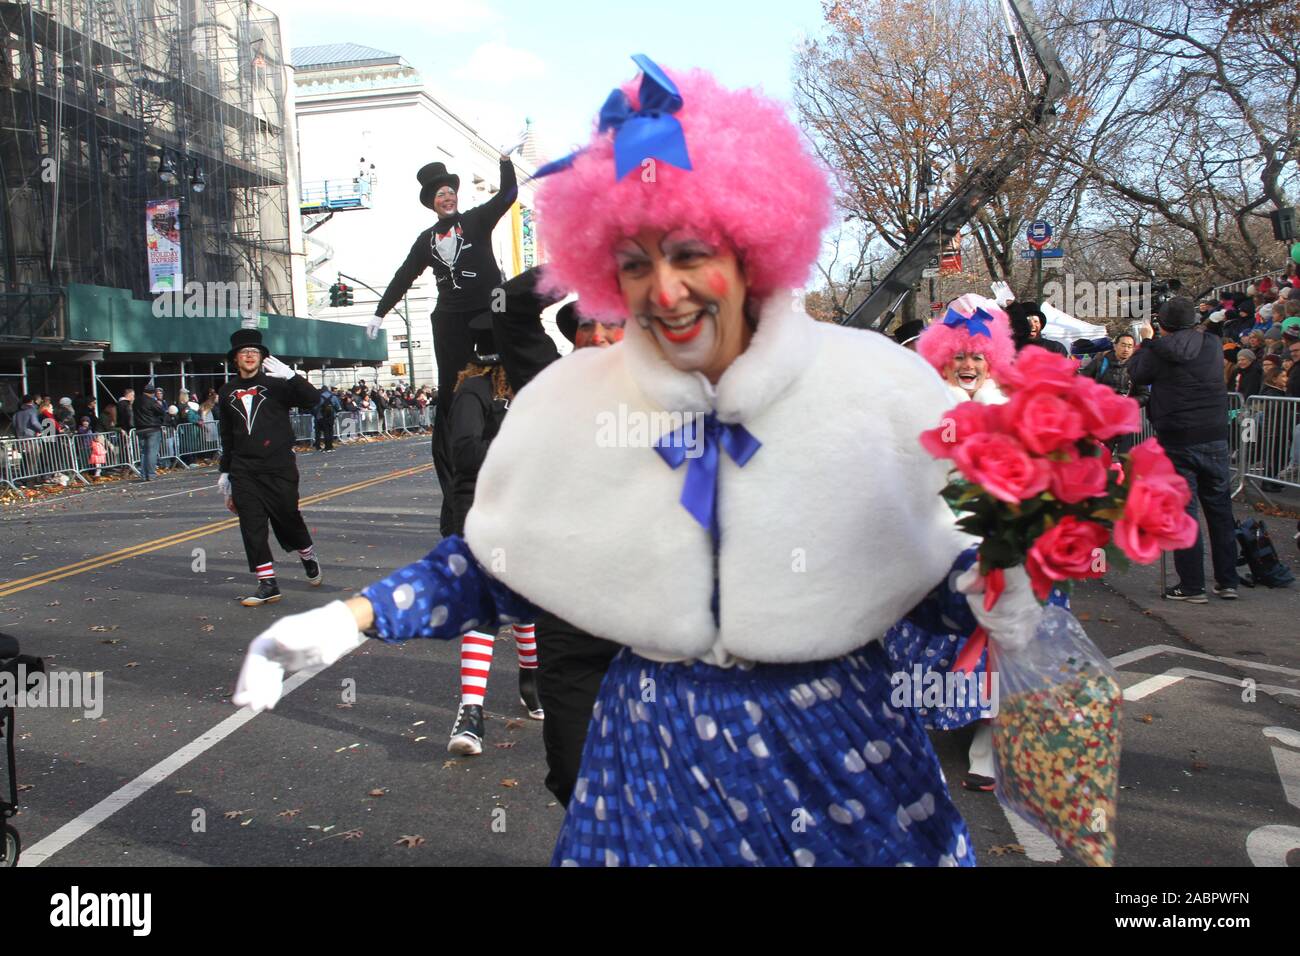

{"left": 2, "top": 438, "right": 1298, "bottom": 867}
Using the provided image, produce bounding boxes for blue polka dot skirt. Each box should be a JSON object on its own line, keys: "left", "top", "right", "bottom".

{"left": 551, "top": 642, "right": 975, "bottom": 867}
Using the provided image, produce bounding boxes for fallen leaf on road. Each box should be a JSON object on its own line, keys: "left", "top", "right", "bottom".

{"left": 89, "top": 625, "right": 119, "bottom": 632}
{"left": 278, "top": 809, "right": 302, "bottom": 819}
{"left": 1077, "top": 612, "right": 1091, "bottom": 621}
{"left": 100, "top": 639, "right": 122, "bottom": 645}
{"left": 505, "top": 719, "right": 524, "bottom": 730}
{"left": 224, "top": 809, "right": 252, "bottom": 819}
{"left": 341, "top": 828, "right": 364, "bottom": 841}
{"left": 175, "top": 789, "right": 193, "bottom": 795}
{"left": 494, "top": 742, "right": 516, "bottom": 749}
{"left": 201, "top": 625, "right": 215, "bottom": 633}
{"left": 337, "top": 703, "right": 353, "bottom": 709}
{"left": 501, "top": 778, "right": 519, "bottom": 788}
{"left": 125, "top": 662, "right": 139, "bottom": 668}
{"left": 1191, "top": 760, "right": 1209, "bottom": 772}
{"left": 17, "top": 783, "right": 33, "bottom": 792}
{"left": 411, "top": 720, "right": 425, "bottom": 727}
{"left": 240, "top": 818, "right": 253, "bottom": 827}
{"left": 442, "top": 760, "right": 458, "bottom": 769}
{"left": 367, "top": 788, "right": 388, "bottom": 798}
{"left": 1138, "top": 714, "right": 1154, "bottom": 724}
{"left": 414, "top": 735, "right": 427, "bottom": 742}
{"left": 46, "top": 601, "right": 60, "bottom": 607}
{"left": 1099, "top": 616, "right": 1115, "bottom": 623}
{"left": 44, "top": 618, "right": 56, "bottom": 623}
{"left": 395, "top": 835, "right": 425, "bottom": 848}
{"left": 988, "top": 844, "right": 1025, "bottom": 857}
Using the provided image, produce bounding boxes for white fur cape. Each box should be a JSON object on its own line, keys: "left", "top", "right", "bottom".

{"left": 465, "top": 295, "right": 969, "bottom": 664}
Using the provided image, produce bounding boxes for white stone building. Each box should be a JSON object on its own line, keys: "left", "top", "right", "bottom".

{"left": 291, "top": 43, "right": 551, "bottom": 390}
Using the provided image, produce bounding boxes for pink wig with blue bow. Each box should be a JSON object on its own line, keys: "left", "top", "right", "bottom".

{"left": 534, "top": 58, "right": 833, "bottom": 320}
{"left": 917, "top": 294, "right": 1015, "bottom": 383}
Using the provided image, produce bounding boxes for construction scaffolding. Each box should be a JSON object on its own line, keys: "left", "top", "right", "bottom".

{"left": 0, "top": 0, "right": 293, "bottom": 339}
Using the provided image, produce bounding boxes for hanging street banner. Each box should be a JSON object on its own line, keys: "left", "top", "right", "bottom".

{"left": 146, "top": 198, "right": 183, "bottom": 293}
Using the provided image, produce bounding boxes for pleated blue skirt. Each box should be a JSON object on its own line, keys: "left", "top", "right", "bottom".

{"left": 551, "top": 641, "right": 975, "bottom": 867}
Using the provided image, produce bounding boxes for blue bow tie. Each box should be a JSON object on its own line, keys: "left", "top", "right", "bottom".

{"left": 528, "top": 54, "right": 692, "bottom": 183}
{"left": 941, "top": 306, "right": 994, "bottom": 338}
{"left": 654, "top": 414, "right": 761, "bottom": 547}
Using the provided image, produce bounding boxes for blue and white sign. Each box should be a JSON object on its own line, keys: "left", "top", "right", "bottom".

{"left": 1027, "top": 220, "right": 1053, "bottom": 250}
{"left": 1019, "top": 247, "right": 1064, "bottom": 260}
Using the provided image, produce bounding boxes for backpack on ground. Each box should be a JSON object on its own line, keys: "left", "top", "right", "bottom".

{"left": 1236, "top": 518, "right": 1295, "bottom": 588}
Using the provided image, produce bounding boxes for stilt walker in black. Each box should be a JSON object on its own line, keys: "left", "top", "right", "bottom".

{"left": 370, "top": 143, "right": 522, "bottom": 536}
{"left": 218, "top": 329, "right": 324, "bottom": 606}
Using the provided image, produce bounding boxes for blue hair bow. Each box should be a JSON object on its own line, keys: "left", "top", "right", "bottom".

{"left": 941, "top": 306, "right": 994, "bottom": 338}
{"left": 527, "top": 54, "right": 692, "bottom": 184}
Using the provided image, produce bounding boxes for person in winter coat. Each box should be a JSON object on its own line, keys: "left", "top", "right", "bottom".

{"left": 443, "top": 315, "right": 543, "bottom": 756}
{"left": 1129, "top": 297, "right": 1239, "bottom": 602}
{"left": 314, "top": 386, "right": 341, "bottom": 451}
{"left": 234, "top": 59, "right": 1058, "bottom": 868}
{"left": 1080, "top": 331, "right": 1147, "bottom": 454}
{"left": 1229, "top": 348, "right": 1263, "bottom": 398}
{"left": 12, "top": 396, "right": 40, "bottom": 438}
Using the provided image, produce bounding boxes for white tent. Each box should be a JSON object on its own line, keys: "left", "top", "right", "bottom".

{"left": 1038, "top": 302, "right": 1109, "bottom": 350}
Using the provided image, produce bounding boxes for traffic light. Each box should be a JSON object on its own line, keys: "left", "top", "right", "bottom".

{"left": 340, "top": 283, "right": 353, "bottom": 306}
{"left": 328, "top": 282, "right": 340, "bottom": 307}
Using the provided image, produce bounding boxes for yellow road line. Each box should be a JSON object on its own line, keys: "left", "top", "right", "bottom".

{"left": 0, "top": 464, "right": 431, "bottom": 598}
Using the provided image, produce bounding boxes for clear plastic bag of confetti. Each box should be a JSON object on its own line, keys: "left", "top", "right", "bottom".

{"left": 989, "top": 605, "right": 1122, "bottom": 867}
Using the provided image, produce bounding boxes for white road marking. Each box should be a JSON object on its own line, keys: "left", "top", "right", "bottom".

{"left": 1122, "top": 667, "right": 1300, "bottom": 702}
{"left": 998, "top": 803, "right": 1063, "bottom": 862}
{"left": 143, "top": 487, "right": 209, "bottom": 501}
{"left": 1110, "top": 644, "right": 1300, "bottom": 680}
{"left": 18, "top": 667, "right": 325, "bottom": 867}
{"left": 1263, "top": 726, "right": 1300, "bottom": 750}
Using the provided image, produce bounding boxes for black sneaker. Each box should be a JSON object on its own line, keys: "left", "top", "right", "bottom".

{"left": 448, "top": 704, "right": 485, "bottom": 755}
{"left": 961, "top": 772, "right": 996, "bottom": 793}
{"left": 519, "top": 668, "right": 544, "bottom": 720}
{"left": 240, "top": 579, "right": 281, "bottom": 607}
{"left": 1164, "top": 585, "right": 1208, "bottom": 604}
{"left": 1212, "top": 585, "right": 1239, "bottom": 600}
{"left": 303, "top": 558, "right": 322, "bottom": 587}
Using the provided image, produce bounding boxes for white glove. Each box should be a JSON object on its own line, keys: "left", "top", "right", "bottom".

{"left": 217, "top": 472, "right": 231, "bottom": 497}
{"left": 366, "top": 314, "right": 384, "bottom": 341}
{"left": 232, "top": 602, "right": 366, "bottom": 713}
{"left": 955, "top": 565, "right": 1043, "bottom": 653}
{"left": 500, "top": 138, "right": 526, "bottom": 158}
{"left": 990, "top": 280, "right": 1015, "bottom": 307}
{"left": 261, "top": 355, "right": 295, "bottom": 380}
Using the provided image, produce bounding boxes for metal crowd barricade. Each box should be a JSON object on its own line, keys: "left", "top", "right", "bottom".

{"left": 1135, "top": 391, "right": 1249, "bottom": 496}
{"left": 289, "top": 413, "right": 316, "bottom": 444}
{"left": 0, "top": 433, "right": 89, "bottom": 489}
{"left": 174, "top": 422, "right": 222, "bottom": 462}
{"left": 1238, "top": 394, "right": 1300, "bottom": 494}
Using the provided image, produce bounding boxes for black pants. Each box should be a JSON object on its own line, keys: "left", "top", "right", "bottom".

{"left": 231, "top": 469, "right": 313, "bottom": 574}
{"left": 534, "top": 611, "right": 621, "bottom": 807}
{"left": 1166, "top": 440, "right": 1239, "bottom": 591}
{"left": 314, "top": 417, "right": 335, "bottom": 450}
{"left": 432, "top": 307, "right": 485, "bottom": 536}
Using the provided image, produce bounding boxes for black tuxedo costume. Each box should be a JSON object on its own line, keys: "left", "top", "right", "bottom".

{"left": 218, "top": 370, "right": 321, "bottom": 573}
{"left": 376, "top": 157, "right": 518, "bottom": 536}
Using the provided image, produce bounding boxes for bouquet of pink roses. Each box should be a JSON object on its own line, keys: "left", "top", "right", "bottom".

{"left": 920, "top": 347, "right": 1198, "bottom": 866}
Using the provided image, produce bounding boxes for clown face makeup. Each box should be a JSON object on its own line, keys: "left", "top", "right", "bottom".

{"left": 434, "top": 186, "right": 458, "bottom": 217}
{"left": 615, "top": 228, "right": 749, "bottom": 382}
{"left": 942, "top": 351, "right": 989, "bottom": 395}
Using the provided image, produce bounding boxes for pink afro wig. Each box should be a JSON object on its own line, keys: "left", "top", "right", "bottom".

{"left": 917, "top": 296, "right": 1015, "bottom": 383}
{"left": 535, "top": 65, "right": 833, "bottom": 320}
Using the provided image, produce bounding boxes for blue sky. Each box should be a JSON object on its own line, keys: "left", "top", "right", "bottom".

{"left": 266, "top": 0, "right": 830, "bottom": 158}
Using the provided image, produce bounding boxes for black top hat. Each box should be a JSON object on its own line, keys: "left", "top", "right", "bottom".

{"left": 891, "top": 319, "right": 924, "bottom": 346}
{"left": 467, "top": 313, "right": 500, "bottom": 364}
{"left": 557, "top": 303, "right": 583, "bottom": 344}
{"left": 228, "top": 328, "right": 269, "bottom": 362}
{"left": 417, "top": 162, "right": 460, "bottom": 211}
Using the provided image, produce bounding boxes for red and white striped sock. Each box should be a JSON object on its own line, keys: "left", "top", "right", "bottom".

{"left": 459, "top": 631, "right": 495, "bottom": 707}
{"left": 513, "top": 623, "right": 538, "bottom": 669}
{"left": 255, "top": 561, "right": 275, "bottom": 581}
{"left": 298, "top": 545, "right": 316, "bottom": 562}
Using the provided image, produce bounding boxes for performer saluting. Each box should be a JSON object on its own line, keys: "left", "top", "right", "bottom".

{"left": 218, "top": 329, "right": 324, "bottom": 607}
{"left": 372, "top": 147, "right": 521, "bottom": 536}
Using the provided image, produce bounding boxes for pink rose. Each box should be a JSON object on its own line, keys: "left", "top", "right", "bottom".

{"left": 1049, "top": 444, "right": 1112, "bottom": 504}
{"left": 1124, "top": 437, "right": 1179, "bottom": 484}
{"left": 1076, "top": 379, "right": 1141, "bottom": 440}
{"left": 1008, "top": 389, "right": 1087, "bottom": 454}
{"left": 1026, "top": 517, "right": 1111, "bottom": 600}
{"left": 999, "top": 348, "right": 1079, "bottom": 394}
{"left": 952, "top": 432, "right": 1051, "bottom": 503}
{"left": 1113, "top": 476, "right": 1199, "bottom": 564}
{"left": 919, "top": 401, "right": 999, "bottom": 461}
